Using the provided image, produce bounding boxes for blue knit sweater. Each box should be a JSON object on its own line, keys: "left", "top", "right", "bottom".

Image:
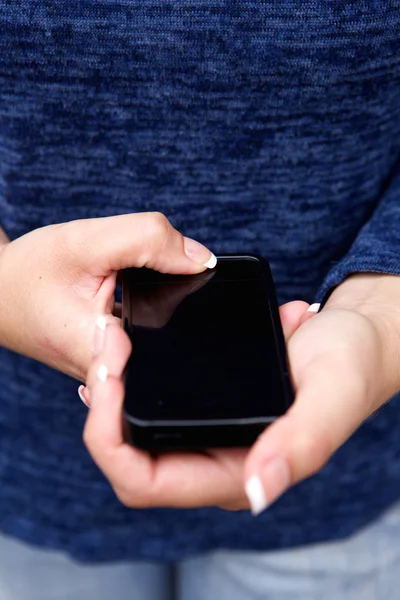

{"left": 0, "top": 1, "right": 399, "bottom": 563}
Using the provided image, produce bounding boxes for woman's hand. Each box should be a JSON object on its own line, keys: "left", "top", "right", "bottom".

{"left": 0, "top": 213, "right": 215, "bottom": 382}
{"left": 82, "top": 274, "right": 400, "bottom": 511}
{"left": 245, "top": 274, "right": 400, "bottom": 514}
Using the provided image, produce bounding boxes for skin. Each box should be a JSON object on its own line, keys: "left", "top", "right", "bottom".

{"left": 1, "top": 216, "right": 399, "bottom": 511}
{"left": 0, "top": 214, "right": 213, "bottom": 380}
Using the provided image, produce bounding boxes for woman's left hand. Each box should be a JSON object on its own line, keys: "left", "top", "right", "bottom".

{"left": 83, "top": 274, "right": 400, "bottom": 512}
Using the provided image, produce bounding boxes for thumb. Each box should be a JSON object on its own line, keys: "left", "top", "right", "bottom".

{"left": 244, "top": 355, "right": 367, "bottom": 516}
{"left": 61, "top": 212, "right": 216, "bottom": 275}
{"left": 279, "top": 300, "right": 313, "bottom": 342}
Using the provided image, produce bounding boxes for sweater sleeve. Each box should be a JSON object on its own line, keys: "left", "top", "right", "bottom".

{"left": 317, "top": 161, "right": 400, "bottom": 304}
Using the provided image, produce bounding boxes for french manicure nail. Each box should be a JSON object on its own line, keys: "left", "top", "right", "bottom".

{"left": 78, "top": 385, "right": 89, "bottom": 407}
{"left": 97, "top": 364, "right": 108, "bottom": 383}
{"left": 245, "top": 458, "right": 290, "bottom": 516}
{"left": 307, "top": 303, "right": 321, "bottom": 313}
{"left": 92, "top": 315, "right": 107, "bottom": 356}
{"left": 203, "top": 253, "right": 217, "bottom": 269}
{"left": 183, "top": 237, "right": 217, "bottom": 269}
{"left": 245, "top": 475, "right": 267, "bottom": 516}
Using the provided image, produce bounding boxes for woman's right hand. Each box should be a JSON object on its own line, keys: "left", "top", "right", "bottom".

{"left": 0, "top": 213, "right": 215, "bottom": 382}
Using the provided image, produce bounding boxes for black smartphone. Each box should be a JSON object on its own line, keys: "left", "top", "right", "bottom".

{"left": 122, "top": 255, "right": 293, "bottom": 451}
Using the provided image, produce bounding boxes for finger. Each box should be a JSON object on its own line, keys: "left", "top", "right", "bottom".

{"left": 62, "top": 213, "right": 216, "bottom": 276}
{"left": 140, "top": 447, "right": 248, "bottom": 508}
{"left": 299, "top": 302, "right": 321, "bottom": 327}
{"left": 91, "top": 313, "right": 121, "bottom": 359}
{"left": 85, "top": 371, "right": 248, "bottom": 507}
{"left": 87, "top": 322, "right": 131, "bottom": 389}
{"left": 279, "top": 301, "right": 311, "bottom": 342}
{"left": 78, "top": 385, "right": 90, "bottom": 408}
{"left": 244, "top": 352, "right": 368, "bottom": 516}
{"left": 84, "top": 324, "right": 248, "bottom": 507}
{"left": 97, "top": 271, "right": 119, "bottom": 315}
{"left": 83, "top": 324, "right": 153, "bottom": 485}
{"left": 82, "top": 320, "right": 130, "bottom": 408}
{"left": 85, "top": 375, "right": 248, "bottom": 508}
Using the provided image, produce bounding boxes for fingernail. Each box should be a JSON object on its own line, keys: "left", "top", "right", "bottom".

{"left": 92, "top": 315, "right": 107, "bottom": 356}
{"left": 97, "top": 364, "right": 108, "bottom": 383}
{"left": 183, "top": 237, "right": 217, "bottom": 269}
{"left": 245, "top": 458, "right": 290, "bottom": 516}
{"left": 78, "top": 385, "right": 89, "bottom": 408}
{"left": 245, "top": 476, "right": 267, "bottom": 516}
{"left": 307, "top": 303, "right": 321, "bottom": 313}
{"left": 203, "top": 253, "right": 217, "bottom": 269}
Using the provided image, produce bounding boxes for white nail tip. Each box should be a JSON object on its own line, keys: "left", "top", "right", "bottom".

{"left": 204, "top": 253, "right": 217, "bottom": 269}
{"left": 96, "top": 315, "right": 107, "bottom": 330}
{"left": 78, "top": 385, "right": 88, "bottom": 406}
{"left": 245, "top": 475, "right": 268, "bottom": 516}
{"left": 97, "top": 364, "right": 108, "bottom": 383}
{"left": 307, "top": 303, "right": 321, "bottom": 313}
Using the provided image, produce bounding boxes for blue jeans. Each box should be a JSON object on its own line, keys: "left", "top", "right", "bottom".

{"left": 1, "top": 502, "right": 400, "bottom": 600}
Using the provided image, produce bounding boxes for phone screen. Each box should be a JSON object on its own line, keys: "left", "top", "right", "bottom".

{"left": 123, "top": 257, "right": 290, "bottom": 423}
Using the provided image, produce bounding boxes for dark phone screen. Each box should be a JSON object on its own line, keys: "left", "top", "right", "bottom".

{"left": 123, "top": 258, "right": 289, "bottom": 422}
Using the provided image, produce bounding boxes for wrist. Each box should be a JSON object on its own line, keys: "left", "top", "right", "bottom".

{"left": 325, "top": 273, "right": 400, "bottom": 397}
{"left": 326, "top": 273, "right": 400, "bottom": 327}
{"left": 0, "top": 242, "right": 10, "bottom": 347}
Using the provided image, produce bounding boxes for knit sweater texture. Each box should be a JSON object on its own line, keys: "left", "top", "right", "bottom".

{"left": 0, "top": 1, "right": 399, "bottom": 562}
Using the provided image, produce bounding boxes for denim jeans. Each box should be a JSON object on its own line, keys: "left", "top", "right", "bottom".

{"left": 1, "top": 502, "right": 400, "bottom": 600}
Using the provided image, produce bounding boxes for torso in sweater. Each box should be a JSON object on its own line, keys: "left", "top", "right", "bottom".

{"left": 0, "top": 1, "right": 399, "bottom": 562}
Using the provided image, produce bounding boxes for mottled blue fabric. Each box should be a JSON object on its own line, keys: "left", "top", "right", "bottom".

{"left": 0, "top": 1, "right": 399, "bottom": 563}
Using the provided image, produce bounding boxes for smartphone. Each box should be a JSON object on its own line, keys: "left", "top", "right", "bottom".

{"left": 122, "top": 255, "right": 293, "bottom": 451}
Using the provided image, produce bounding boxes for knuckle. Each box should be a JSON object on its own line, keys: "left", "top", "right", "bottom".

{"left": 146, "top": 212, "right": 170, "bottom": 246}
